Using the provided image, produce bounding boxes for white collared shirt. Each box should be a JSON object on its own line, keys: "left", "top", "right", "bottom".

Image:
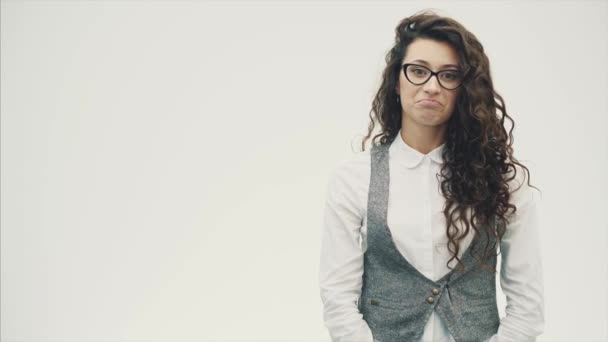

{"left": 319, "top": 129, "right": 544, "bottom": 342}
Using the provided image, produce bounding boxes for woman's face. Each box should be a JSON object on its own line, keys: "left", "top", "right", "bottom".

{"left": 396, "top": 38, "right": 461, "bottom": 131}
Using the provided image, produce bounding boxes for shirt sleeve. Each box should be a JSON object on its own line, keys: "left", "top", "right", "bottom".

{"left": 489, "top": 169, "right": 545, "bottom": 341}
{"left": 318, "top": 164, "right": 374, "bottom": 342}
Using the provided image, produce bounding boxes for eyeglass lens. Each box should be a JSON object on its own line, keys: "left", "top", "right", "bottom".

{"left": 404, "top": 65, "right": 462, "bottom": 90}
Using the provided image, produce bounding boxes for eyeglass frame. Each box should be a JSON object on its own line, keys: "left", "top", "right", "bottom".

{"left": 401, "top": 63, "right": 464, "bottom": 90}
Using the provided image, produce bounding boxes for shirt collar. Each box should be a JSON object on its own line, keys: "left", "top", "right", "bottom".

{"left": 391, "top": 129, "right": 445, "bottom": 168}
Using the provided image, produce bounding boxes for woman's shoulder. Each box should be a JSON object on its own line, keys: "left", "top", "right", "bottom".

{"left": 326, "top": 148, "right": 372, "bottom": 199}
{"left": 330, "top": 148, "right": 371, "bottom": 181}
{"left": 505, "top": 162, "right": 540, "bottom": 208}
{"left": 325, "top": 149, "right": 371, "bottom": 217}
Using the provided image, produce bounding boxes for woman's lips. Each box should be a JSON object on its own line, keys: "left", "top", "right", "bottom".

{"left": 418, "top": 99, "right": 441, "bottom": 107}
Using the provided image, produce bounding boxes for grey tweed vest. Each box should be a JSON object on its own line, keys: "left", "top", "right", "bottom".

{"left": 358, "top": 142, "right": 500, "bottom": 342}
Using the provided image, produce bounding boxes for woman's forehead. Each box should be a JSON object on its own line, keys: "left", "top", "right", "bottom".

{"left": 408, "top": 59, "right": 459, "bottom": 69}
{"left": 404, "top": 39, "right": 460, "bottom": 68}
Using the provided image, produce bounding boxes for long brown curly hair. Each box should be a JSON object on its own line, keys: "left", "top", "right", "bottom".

{"left": 361, "top": 10, "right": 539, "bottom": 273}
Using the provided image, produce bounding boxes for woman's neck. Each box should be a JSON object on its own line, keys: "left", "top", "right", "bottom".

{"left": 400, "top": 123, "right": 447, "bottom": 155}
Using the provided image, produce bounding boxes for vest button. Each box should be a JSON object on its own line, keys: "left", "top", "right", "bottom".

{"left": 432, "top": 288, "right": 440, "bottom": 295}
{"left": 426, "top": 296, "right": 435, "bottom": 304}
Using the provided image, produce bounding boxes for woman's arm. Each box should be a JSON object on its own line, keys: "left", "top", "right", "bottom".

{"left": 319, "top": 164, "right": 374, "bottom": 342}
{"left": 489, "top": 170, "right": 545, "bottom": 341}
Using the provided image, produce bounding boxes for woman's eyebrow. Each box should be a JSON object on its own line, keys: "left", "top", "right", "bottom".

{"left": 409, "top": 59, "right": 460, "bottom": 69}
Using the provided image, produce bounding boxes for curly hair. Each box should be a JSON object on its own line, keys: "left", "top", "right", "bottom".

{"left": 360, "top": 9, "right": 539, "bottom": 273}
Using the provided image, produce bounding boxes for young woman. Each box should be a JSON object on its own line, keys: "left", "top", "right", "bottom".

{"left": 319, "top": 11, "right": 544, "bottom": 342}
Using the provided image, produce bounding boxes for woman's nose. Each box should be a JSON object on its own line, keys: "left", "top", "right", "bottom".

{"left": 423, "top": 74, "right": 441, "bottom": 93}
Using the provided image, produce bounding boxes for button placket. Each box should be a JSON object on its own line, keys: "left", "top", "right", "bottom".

{"left": 421, "top": 157, "right": 433, "bottom": 279}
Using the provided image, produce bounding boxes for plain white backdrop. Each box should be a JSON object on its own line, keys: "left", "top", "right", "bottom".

{"left": 1, "top": 1, "right": 606, "bottom": 341}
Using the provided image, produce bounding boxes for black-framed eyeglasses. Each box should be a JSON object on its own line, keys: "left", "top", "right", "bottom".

{"left": 402, "top": 63, "right": 463, "bottom": 90}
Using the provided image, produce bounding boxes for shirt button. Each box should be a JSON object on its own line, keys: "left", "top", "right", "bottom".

{"left": 426, "top": 296, "right": 435, "bottom": 304}
{"left": 432, "top": 288, "right": 440, "bottom": 295}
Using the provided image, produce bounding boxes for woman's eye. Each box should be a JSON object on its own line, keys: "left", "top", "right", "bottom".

{"left": 442, "top": 72, "right": 459, "bottom": 80}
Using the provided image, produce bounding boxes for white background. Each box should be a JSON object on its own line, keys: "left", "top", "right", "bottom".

{"left": 1, "top": 1, "right": 606, "bottom": 341}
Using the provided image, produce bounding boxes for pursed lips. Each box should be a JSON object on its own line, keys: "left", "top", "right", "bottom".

{"left": 417, "top": 99, "right": 442, "bottom": 106}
